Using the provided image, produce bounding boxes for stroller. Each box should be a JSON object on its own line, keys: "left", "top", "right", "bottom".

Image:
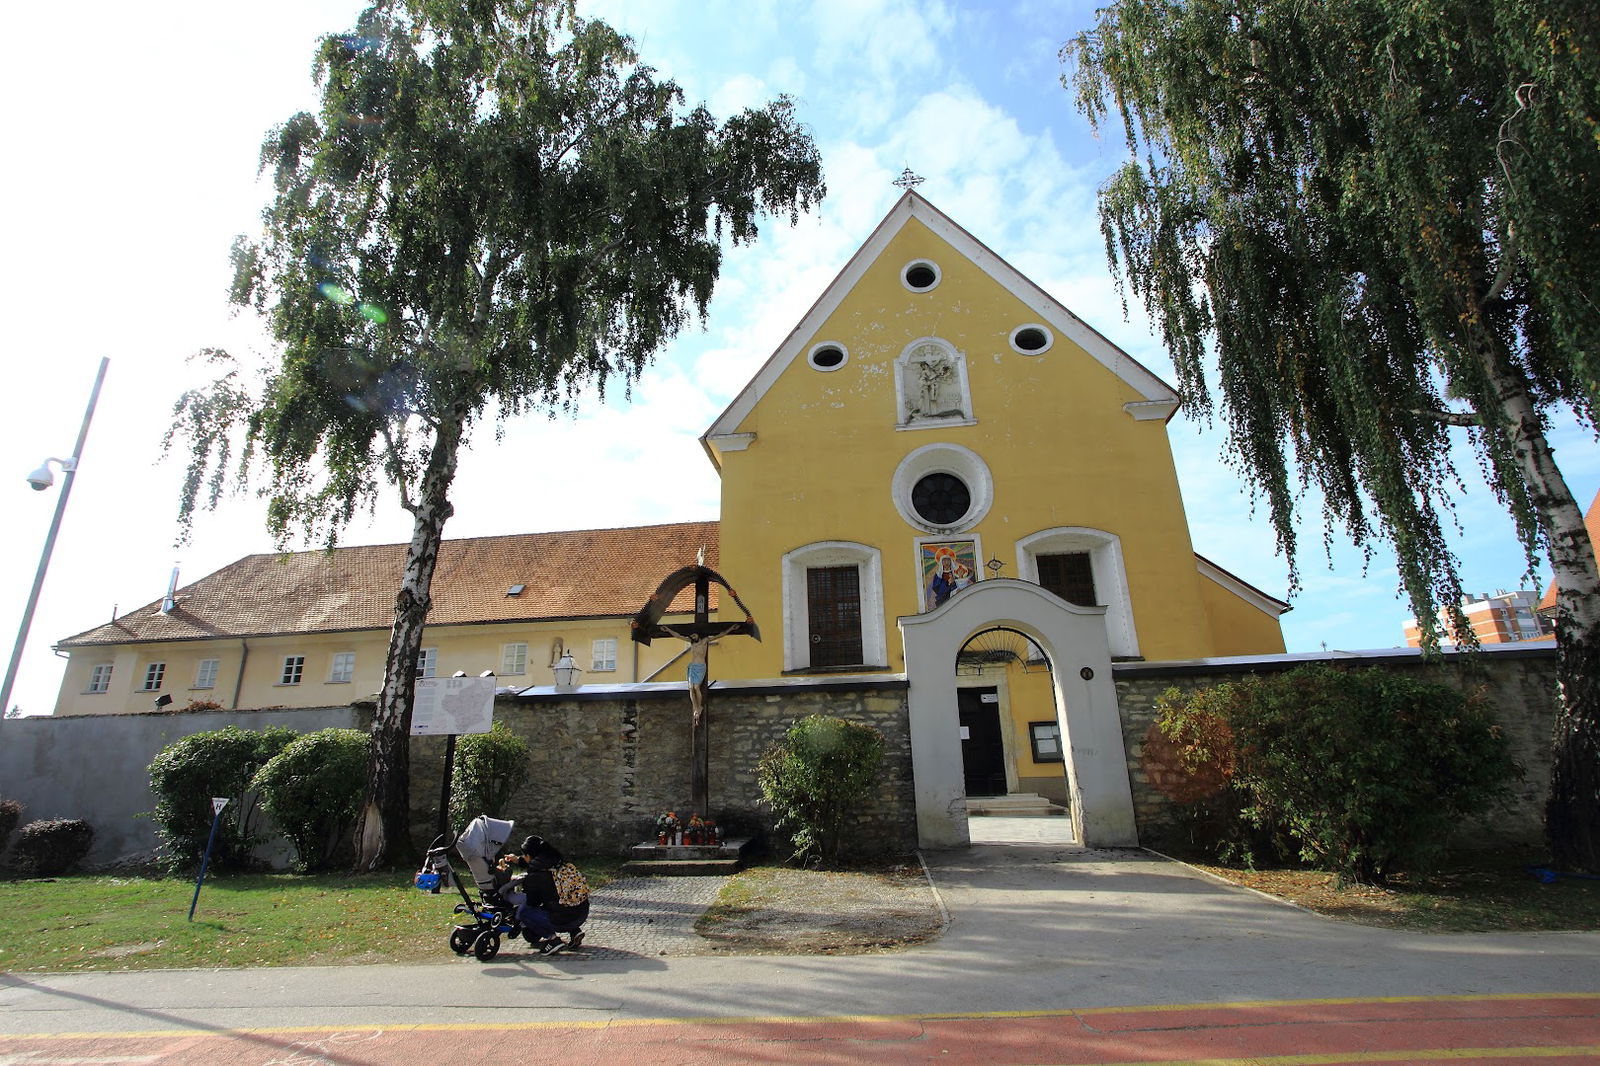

{"left": 414, "top": 815, "right": 527, "bottom": 961}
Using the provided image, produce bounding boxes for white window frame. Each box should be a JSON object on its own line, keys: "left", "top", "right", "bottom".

{"left": 501, "top": 642, "right": 528, "bottom": 675}
{"left": 329, "top": 651, "right": 355, "bottom": 684}
{"left": 780, "top": 541, "right": 887, "bottom": 672}
{"left": 591, "top": 638, "right": 617, "bottom": 673}
{"left": 87, "top": 663, "right": 113, "bottom": 694}
{"left": 1016, "top": 527, "right": 1140, "bottom": 658}
{"left": 280, "top": 655, "right": 306, "bottom": 686}
{"left": 194, "top": 658, "right": 219, "bottom": 690}
{"left": 891, "top": 441, "right": 994, "bottom": 534}
{"left": 416, "top": 647, "right": 438, "bottom": 679}
{"left": 141, "top": 662, "right": 166, "bottom": 692}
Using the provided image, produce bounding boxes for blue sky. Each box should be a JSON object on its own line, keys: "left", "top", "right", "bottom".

{"left": 1, "top": 0, "right": 1594, "bottom": 716}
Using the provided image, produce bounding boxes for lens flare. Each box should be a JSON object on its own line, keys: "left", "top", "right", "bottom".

{"left": 317, "top": 282, "right": 355, "bottom": 305}
{"left": 358, "top": 302, "right": 389, "bottom": 324}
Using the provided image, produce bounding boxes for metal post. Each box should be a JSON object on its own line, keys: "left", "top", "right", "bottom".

{"left": 437, "top": 733, "right": 458, "bottom": 842}
{"left": 189, "top": 800, "right": 228, "bottom": 922}
{"left": 1, "top": 357, "right": 108, "bottom": 719}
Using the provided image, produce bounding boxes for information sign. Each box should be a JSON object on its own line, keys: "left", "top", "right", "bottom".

{"left": 410, "top": 675, "right": 496, "bottom": 736}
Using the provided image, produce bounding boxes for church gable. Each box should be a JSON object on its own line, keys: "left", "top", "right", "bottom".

{"left": 702, "top": 192, "right": 1178, "bottom": 460}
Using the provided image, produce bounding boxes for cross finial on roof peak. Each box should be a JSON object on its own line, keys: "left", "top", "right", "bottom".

{"left": 893, "top": 167, "right": 925, "bottom": 190}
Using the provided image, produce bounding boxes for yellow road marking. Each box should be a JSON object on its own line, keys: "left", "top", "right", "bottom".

{"left": 2, "top": 991, "right": 1596, "bottom": 1041}
{"left": 1082, "top": 1047, "right": 1600, "bottom": 1066}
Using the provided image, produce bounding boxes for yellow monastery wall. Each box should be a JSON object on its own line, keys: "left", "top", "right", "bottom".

{"left": 53, "top": 618, "right": 686, "bottom": 716}
{"left": 713, "top": 216, "right": 1258, "bottom": 681}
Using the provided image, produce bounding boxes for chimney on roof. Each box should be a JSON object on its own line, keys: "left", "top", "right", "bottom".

{"left": 161, "top": 564, "right": 180, "bottom": 614}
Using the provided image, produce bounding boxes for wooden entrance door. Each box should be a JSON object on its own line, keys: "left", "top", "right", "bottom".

{"left": 958, "top": 686, "right": 1007, "bottom": 796}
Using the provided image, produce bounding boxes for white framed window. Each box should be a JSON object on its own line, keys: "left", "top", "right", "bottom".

{"left": 891, "top": 442, "right": 993, "bottom": 534}
{"left": 141, "top": 662, "right": 166, "bottom": 691}
{"left": 591, "top": 638, "right": 617, "bottom": 673}
{"left": 87, "top": 663, "right": 113, "bottom": 694}
{"left": 1016, "top": 527, "right": 1140, "bottom": 659}
{"left": 900, "top": 258, "right": 941, "bottom": 293}
{"left": 781, "top": 541, "right": 887, "bottom": 672}
{"left": 1008, "top": 323, "right": 1054, "bottom": 355}
{"left": 416, "top": 647, "right": 438, "bottom": 679}
{"left": 807, "top": 341, "right": 849, "bottom": 372}
{"left": 280, "top": 655, "right": 306, "bottom": 686}
{"left": 194, "top": 658, "right": 220, "bottom": 690}
{"left": 501, "top": 642, "right": 528, "bottom": 675}
{"left": 329, "top": 652, "right": 355, "bottom": 684}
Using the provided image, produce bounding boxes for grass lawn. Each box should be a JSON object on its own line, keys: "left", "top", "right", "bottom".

{"left": 0, "top": 859, "right": 619, "bottom": 974}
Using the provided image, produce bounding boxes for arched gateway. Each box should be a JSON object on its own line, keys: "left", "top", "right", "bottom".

{"left": 898, "top": 579, "right": 1138, "bottom": 849}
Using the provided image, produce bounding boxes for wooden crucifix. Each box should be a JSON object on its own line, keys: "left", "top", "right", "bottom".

{"left": 631, "top": 559, "right": 760, "bottom": 819}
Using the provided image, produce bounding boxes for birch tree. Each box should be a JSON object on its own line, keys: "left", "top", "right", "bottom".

{"left": 167, "top": 0, "right": 824, "bottom": 868}
{"left": 1067, "top": 0, "right": 1600, "bottom": 870}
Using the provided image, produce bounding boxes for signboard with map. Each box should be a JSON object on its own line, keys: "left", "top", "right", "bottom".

{"left": 409, "top": 676, "right": 495, "bottom": 736}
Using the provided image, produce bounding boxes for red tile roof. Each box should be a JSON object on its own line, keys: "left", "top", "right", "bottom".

{"left": 1537, "top": 489, "right": 1600, "bottom": 615}
{"left": 58, "top": 521, "right": 720, "bottom": 647}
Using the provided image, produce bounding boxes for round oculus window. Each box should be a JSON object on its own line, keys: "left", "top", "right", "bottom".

{"left": 902, "top": 259, "right": 940, "bottom": 292}
{"left": 911, "top": 472, "right": 971, "bottom": 526}
{"left": 1009, "top": 324, "right": 1053, "bottom": 355}
{"left": 807, "top": 342, "right": 847, "bottom": 371}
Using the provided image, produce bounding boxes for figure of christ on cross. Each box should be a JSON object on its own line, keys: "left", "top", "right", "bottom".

{"left": 657, "top": 622, "right": 744, "bottom": 727}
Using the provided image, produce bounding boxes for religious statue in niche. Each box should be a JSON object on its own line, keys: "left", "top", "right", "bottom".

{"left": 901, "top": 343, "right": 966, "bottom": 421}
{"left": 631, "top": 553, "right": 761, "bottom": 821}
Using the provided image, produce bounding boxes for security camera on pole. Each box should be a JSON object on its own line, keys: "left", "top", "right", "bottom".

{"left": 1, "top": 357, "right": 109, "bottom": 721}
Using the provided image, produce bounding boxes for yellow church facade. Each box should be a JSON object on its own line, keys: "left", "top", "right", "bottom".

{"left": 703, "top": 193, "right": 1285, "bottom": 810}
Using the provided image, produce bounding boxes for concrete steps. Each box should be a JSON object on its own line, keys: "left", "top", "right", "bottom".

{"left": 966, "top": 793, "right": 1069, "bottom": 817}
{"left": 620, "top": 837, "right": 754, "bottom": 877}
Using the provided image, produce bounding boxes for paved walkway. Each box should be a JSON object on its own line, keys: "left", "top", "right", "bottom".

{"left": 1, "top": 836, "right": 1596, "bottom": 1062}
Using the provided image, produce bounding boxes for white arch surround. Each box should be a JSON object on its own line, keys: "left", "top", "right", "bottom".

{"left": 898, "top": 579, "right": 1137, "bottom": 849}
{"left": 1015, "top": 527, "right": 1140, "bottom": 659}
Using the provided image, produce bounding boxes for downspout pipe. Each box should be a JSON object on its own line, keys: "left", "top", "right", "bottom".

{"left": 231, "top": 638, "right": 249, "bottom": 710}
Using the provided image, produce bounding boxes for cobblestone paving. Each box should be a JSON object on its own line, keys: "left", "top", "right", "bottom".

{"left": 562, "top": 875, "right": 731, "bottom": 961}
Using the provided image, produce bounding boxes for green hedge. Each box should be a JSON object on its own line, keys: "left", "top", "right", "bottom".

{"left": 758, "top": 714, "right": 885, "bottom": 866}
{"left": 253, "top": 728, "right": 368, "bottom": 871}
{"left": 148, "top": 726, "right": 296, "bottom": 874}
{"left": 1155, "top": 664, "right": 1519, "bottom": 883}
{"left": 448, "top": 721, "right": 531, "bottom": 834}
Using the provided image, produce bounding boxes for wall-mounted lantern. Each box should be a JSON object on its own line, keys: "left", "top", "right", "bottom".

{"left": 552, "top": 651, "right": 582, "bottom": 692}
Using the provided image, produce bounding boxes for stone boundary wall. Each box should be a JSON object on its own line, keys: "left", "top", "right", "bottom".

{"left": 2, "top": 683, "right": 912, "bottom": 869}
{"left": 4, "top": 649, "right": 1559, "bottom": 869}
{"left": 408, "top": 678, "right": 916, "bottom": 858}
{"left": 0, "top": 705, "right": 365, "bottom": 866}
{"left": 1112, "top": 646, "right": 1560, "bottom": 853}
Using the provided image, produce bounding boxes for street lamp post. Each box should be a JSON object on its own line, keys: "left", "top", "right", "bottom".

{"left": 1, "top": 357, "right": 109, "bottom": 719}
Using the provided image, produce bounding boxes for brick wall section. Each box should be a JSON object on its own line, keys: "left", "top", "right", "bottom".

{"left": 1113, "top": 647, "right": 1560, "bottom": 852}
{"left": 407, "top": 679, "right": 917, "bottom": 858}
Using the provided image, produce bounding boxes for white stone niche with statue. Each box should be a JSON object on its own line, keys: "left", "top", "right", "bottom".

{"left": 894, "top": 337, "right": 974, "bottom": 428}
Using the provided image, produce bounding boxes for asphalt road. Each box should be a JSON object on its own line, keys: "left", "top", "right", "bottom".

{"left": 2, "top": 822, "right": 1596, "bottom": 1063}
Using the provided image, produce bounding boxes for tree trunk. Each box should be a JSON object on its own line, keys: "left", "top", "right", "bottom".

{"left": 352, "top": 408, "right": 465, "bottom": 871}
{"left": 1474, "top": 338, "right": 1600, "bottom": 872}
